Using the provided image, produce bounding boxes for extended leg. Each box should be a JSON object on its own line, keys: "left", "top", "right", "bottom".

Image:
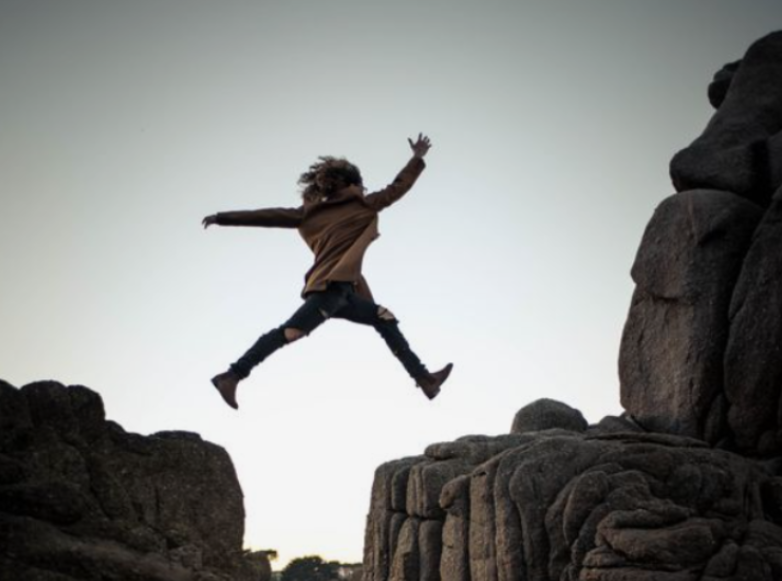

{"left": 212, "top": 324, "right": 295, "bottom": 410}
{"left": 335, "top": 294, "right": 453, "bottom": 399}
{"left": 373, "top": 308, "right": 428, "bottom": 379}
{"left": 212, "top": 285, "right": 350, "bottom": 409}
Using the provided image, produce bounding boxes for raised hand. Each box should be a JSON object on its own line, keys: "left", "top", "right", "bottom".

{"left": 408, "top": 133, "right": 432, "bottom": 159}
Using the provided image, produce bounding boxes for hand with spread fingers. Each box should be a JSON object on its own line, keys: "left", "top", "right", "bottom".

{"left": 408, "top": 133, "right": 432, "bottom": 159}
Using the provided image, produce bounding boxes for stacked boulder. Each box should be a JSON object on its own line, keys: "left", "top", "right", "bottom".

{"left": 0, "top": 379, "right": 259, "bottom": 581}
{"left": 363, "top": 30, "right": 782, "bottom": 581}
{"left": 623, "top": 30, "right": 782, "bottom": 454}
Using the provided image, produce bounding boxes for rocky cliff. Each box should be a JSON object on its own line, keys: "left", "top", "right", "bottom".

{"left": 0, "top": 379, "right": 260, "bottom": 581}
{"left": 363, "top": 30, "right": 782, "bottom": 581}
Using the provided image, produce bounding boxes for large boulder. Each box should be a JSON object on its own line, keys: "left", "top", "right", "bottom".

{"left": 670, "top": 31, "right": 782, "bottom": 206}
{"left": 618, "top": 189, "right": 762, "bottom": 443}
{"left": 0, "top": 379, "right": 258, "bottom": 581}
{"left": 510, "top": 398, "right": 588, "bottom": 434}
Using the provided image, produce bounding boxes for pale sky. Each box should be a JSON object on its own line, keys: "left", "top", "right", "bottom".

{"left": 2, "top": 0, "right": 780, "bottom": 569}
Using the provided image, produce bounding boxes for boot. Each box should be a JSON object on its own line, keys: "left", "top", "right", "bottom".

{"left": 212, "top": 370, "right": 241, "bottom": 410}
{"left": 416, "top": 363, "right": 453, "bottom": 400}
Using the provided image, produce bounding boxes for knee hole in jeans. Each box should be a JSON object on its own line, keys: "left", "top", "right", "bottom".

{"left": 284, "top": 327, "right": 305, "bottom": 342}
{"left": 378, "top": 306, "right": 396, "bottom": 322}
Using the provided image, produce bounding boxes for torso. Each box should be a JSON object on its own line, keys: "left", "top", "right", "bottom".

{"left": 298, "top": 192, "right": 380, "bottom": 296}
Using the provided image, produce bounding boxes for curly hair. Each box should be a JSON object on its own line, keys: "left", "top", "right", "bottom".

{"left": 298, "top": 156, "right": 363, "bottom": 204}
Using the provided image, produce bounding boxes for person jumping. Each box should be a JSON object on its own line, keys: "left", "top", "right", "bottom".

{"left": 202, "top": 133, "right": 452, "bottom": 409}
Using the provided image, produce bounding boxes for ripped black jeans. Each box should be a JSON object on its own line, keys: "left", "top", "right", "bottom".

{"left": 230, "top": 282, "right": 428, "bottom": 380}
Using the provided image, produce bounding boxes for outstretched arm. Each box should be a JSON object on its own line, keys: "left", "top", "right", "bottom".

{"left": 202, "top": 206, "right": 303, "bottom": 229}
{"left": 364, "top": 133, "right": 431, "bottom": 212}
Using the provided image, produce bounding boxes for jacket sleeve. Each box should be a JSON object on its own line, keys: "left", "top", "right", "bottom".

{"left": 363, "top": 157, "right": 426, "bottom": 211}
{"left": 215, "top": 206, "right": 304, "bottom": 228}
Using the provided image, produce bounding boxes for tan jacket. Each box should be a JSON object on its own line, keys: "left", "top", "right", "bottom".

{"left": 215, "top": 157, "right": 426, "bottom": 300}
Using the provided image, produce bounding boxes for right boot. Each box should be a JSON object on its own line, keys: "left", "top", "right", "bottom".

{"left": 415, "top": 363, "right": 453, "bottom": 400}
{"left": 212, "top": 370, "right": 241, "bottom": 410}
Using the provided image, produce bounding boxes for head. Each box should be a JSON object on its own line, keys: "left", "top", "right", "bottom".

{"left": 299, "top": 156, "right": 363, "bottom": 203}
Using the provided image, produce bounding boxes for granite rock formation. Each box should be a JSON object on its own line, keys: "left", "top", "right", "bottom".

{"left": 363, "top": 30, "right": 782, "bottom": 581}
{"left": 670, "top": 31, "right": 782, "bottom": 207}
{"left": 623, "top": 30, "right": 782, "bottom": 452}
{"left": 364, "top": 418, "right": 782, "bottom": 581}
{"left": 0, "top": 379, "right": 259, "bottom": 581}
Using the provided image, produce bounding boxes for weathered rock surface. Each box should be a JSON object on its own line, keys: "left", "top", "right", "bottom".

{"left": 0, "top": 379, "right": 258, "bottom": 581}
{"left": 620, "top": 29, "right": 782, "bottom": 453}
{"left": 670, "top": 31, "right": 782, "bottom": 206}
{"left": 510, "top": 398, "right": 587, "bottom": 434}
{"left": 619, "top": 189, "right": 762, "bottom": 443}
{"left": 363, "top": 413, "right": 782, "bottom": 581}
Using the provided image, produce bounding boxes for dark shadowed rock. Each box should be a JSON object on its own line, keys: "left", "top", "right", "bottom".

{"left": 0, "top": 480, "right": 88, "bottom": 525}
{"left": 619, "top": 189, "right": 762, "bottom": 443}
{"left": 0, "top": 379, "right": 32, "bottom": 431}
{"left": 725, "top": 187, "right": 782, "bottom": 454}
{"left": 0, "top": 380, "right": 257, "bottom": 581}
{"left": 670, "top": 31, "right": 782, "bottom": 206}
{"left": 589, "top": 413, "right": 644, "bottom": 434}
{"left": 510, "top": 398, "right": 587, "bottom": 434}
{"left": 708, "top": 59, "right": 742, "bottom": 109}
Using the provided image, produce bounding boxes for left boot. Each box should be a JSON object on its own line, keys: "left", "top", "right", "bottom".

{"left": 212, "top": 370, "right": 241, "bottom": 410}
{"left": 415, "top": 363, "right": 453, "bottom": 400}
